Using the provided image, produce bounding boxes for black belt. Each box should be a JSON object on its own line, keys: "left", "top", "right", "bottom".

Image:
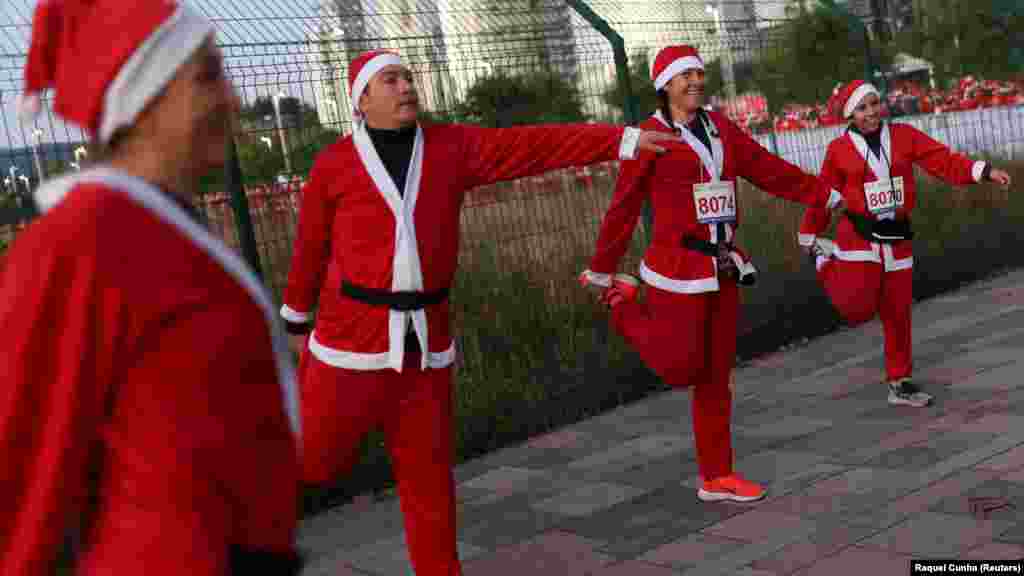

{"left": 229, "top": 545, "right": 304, "bottom": 575}
{"left": 843, "top": 210, "right": 913, "bottom": 243}
{"left": 681, "top": 236, "right": 730, "bottom": 257}
{"left": 680, "top": 236, "right": 756, "bottom": 286}
{"left": 341, "top": 281, "right": 449, "bottom": 311}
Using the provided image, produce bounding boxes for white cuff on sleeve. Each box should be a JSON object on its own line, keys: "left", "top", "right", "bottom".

{"left": 798, "top": 234, "right": 816, "bottom": 247}
{"left": 827, "top": 189, "right": 843, "bottom": 210}
{"left": 581, "top": 269, "right": 612, "bottom": 288}
{"left": 619, "top": 126, "right": 641, "bottom": 160}
{"left": 972, "top": 161, "right": 987, "bottom": 183}
{"left": 280, "top": 304, "right": 310, "bottom": 324}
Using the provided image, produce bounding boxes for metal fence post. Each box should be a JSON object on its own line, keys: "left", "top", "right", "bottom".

{"left": 226, "top": 136, "right": 263, "bottom": 280}
{"left": 566, "top": 0, "right": 653, "bottom": 244}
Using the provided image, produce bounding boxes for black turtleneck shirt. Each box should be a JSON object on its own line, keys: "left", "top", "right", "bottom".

{"left": 851, "top": 124, "right": 885, "bottom": 159}
{"left": 367, "top": 124, "right": 417, "bottom": 194}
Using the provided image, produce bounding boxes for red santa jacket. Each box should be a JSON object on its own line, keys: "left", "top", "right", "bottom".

{"left": 281, "top": 121, "right": 643, "bottom": 372}
{"left": 0, "top": 168, "right": 301, "bottom": 576}
{"left": 586, "top": 110, "right": 841, "bottom": 294}
{"left": 799, "top": 122, "right": 987, "bottom": 271}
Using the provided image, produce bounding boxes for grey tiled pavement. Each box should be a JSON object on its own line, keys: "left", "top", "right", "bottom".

{"left": 298, "top": 269, "right": 1024, "bottom": 575}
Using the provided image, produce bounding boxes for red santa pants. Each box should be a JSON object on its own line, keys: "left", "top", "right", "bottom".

{"left": 609, "top": 277, "right": 738, "bottom": 481}
{"left": 817, "top": 259, "right": 913, "bottom": 381}
{"left": 298, "top": 346, "right": 461, "bottom": 576}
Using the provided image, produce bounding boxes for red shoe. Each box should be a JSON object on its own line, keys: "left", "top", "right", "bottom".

{"left": 599, "top": 274, "right": 639, "bottom": 308}
{"left": 697, "top": 474, "right": 766, "bottom": 502}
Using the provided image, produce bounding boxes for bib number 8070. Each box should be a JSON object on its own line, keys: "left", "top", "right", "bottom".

{"left": 864, "top": 176, "right": 904, "bottom": 215}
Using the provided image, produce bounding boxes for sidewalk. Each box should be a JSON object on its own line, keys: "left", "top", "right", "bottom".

{"left": 298, "top": 269, "right": 1024, "bottom": 575}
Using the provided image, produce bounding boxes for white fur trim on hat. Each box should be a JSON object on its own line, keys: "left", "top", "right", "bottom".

{"left": 351, "top": 52, "right": 403, "bottom": 117}
{"left": 98, "top": 4, "right": 215, "bottom": 145}
{"left": 654, "top": 56, "right": 703, "bottom": 91}
{"left": 843, "top": 82, "right": 880, "bottom": 119}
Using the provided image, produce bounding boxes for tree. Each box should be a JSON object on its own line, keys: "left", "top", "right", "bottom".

{"left": 602, "top": 50, "right": 658, "bottom": 121}
{"left": 750, "top": 7, "right": 892, "bottom": 114}
{"left": 893, "top": 0, "right": 1023, "bottom": 88}
{"left": 455, "top": 69, "right": 588, "bottom": 128}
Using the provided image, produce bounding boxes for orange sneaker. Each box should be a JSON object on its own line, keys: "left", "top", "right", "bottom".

{"left": 599, "top": 273, "right": 639, "bottom": 308}
{"left": 697, "top": 474, "right": 766, "bottom": 503}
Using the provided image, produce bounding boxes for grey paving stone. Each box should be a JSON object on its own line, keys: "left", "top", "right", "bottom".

{"left": 531, "top": 482, "right": 650, "bottom": 517}
{"left": 554, "top": 484, "right": 738, "bottom": 548}
{"left": 861, "top": 512, "right": 1017, "bottom": 557}
{"left": 457, "top": 492, "right": 572, "bottom": 549}
{"left": 959, "top": 362, "right": 1024, "bottom": 391}
{"left": 731, "top": 450, "right": 830, "bottom": 485}
{"left": 928, "top": 479, "right": 1024, "bottom": 522}
{"left": 780, "top": 421, "right": 912, "bottom": 458}
{"left": 735, "top": 417, "right": 834, "bottom": 442}
{"left": 593, "top": 453, "right": 701, "bottom": 491}
{"left": 861, "top": 432, "right": 999, "bottom": 471}
{"left": 996, "top": 522, "right": 1024, "bottom": 545}
{"left": 298, "top": 499, "right": 406, "bottom": 552}
{"left": 566, "top": 435, "right": 693, "bottom": 474}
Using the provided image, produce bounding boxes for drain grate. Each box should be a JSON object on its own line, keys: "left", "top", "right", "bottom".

{"left": 968, "top": 496, "right": 1016, "bottom": 519}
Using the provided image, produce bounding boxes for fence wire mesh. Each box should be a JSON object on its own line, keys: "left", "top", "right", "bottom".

{"left": 2, "top": 0, "right": 1022, "bottom": 304}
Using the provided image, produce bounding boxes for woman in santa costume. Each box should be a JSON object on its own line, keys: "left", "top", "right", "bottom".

{"left": 1, "top": 1, "right": 303, "bottom": 574}
{"left": 578, "top": 45, "right": 845, "bottom": 503}
{"left": 281, "top": 49, "right": 675, "bottom": 575}
{"left": 798, "top": 79, "right": 1011, "bottom": 407}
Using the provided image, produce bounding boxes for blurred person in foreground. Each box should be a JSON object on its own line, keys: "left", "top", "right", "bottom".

{"left": 0, "top": 1, "right": 303, "bottom": 574}
{"left": 799, "top": 80, "right": 1011, "bottom": 408}
{"left": 281, "top": 48, "right": 679, "bottom": 576}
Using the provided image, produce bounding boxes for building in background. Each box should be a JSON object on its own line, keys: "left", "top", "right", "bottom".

{"left": 310, "top": 0, "right": 452, "bottom": 132}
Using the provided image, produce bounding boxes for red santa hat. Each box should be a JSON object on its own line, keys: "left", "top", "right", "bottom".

{"left": 834, "top": 79, "right": 880, "bottom": 119}
{"left": 348, "top": 49, "right": 405, "bottom": 119}
{"left": 18, "top": 0, "right": 215, "bottom": 145}
{"left": 651, "top": 45, "right": 704, "bottom": 91}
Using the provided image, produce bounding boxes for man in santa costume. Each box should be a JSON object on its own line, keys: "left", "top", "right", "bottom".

{"left": 281, "top": 49, "right": 676, "bottom": 575}
{"left": 578, "top": 45, "right": 845, "bottom": 503}
{"left": 799, "top": 79, "right": 1011, "bottom": 407}
{"left": 1, "top": 1, "right": 303, "bottom": 574}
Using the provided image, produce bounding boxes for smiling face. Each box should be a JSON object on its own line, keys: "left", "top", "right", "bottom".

{"left": 850, "top": 92, "right": 882, "bottom": 134}
{"left": 359, "top": 64, "right": 420, "bottom": 129}
{"left": 664, "top": 68, "right": 706, "bottom": 116}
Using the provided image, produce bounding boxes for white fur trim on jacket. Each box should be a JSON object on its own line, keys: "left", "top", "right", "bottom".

{"left": 972, "top": 161, "right": 987, "bottom": 183}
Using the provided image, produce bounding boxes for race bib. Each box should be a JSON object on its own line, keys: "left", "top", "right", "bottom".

{"left": 693, "top": 181, "right": 736, "bottom": 224}
{"left": 864, "top": 176, "right": 904, "bottom": 216}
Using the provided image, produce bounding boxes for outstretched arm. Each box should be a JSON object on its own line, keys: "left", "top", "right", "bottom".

{"left": 583, "top": 151, "right": 655, "bottom": 284}
{"left": 281, "top": 159, "right": 334, "bottom": 337}
{"left": 909, "top": 125, "right": 1011, "bottom": 188}
{"left": 729, "top": 119, "right": 842, "bottom": 210}
{"left": 458, "top": 123, "right": 673, "bottom": 189}
{"left": 799, "top": 144, "right": 845, "bottom": 250}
